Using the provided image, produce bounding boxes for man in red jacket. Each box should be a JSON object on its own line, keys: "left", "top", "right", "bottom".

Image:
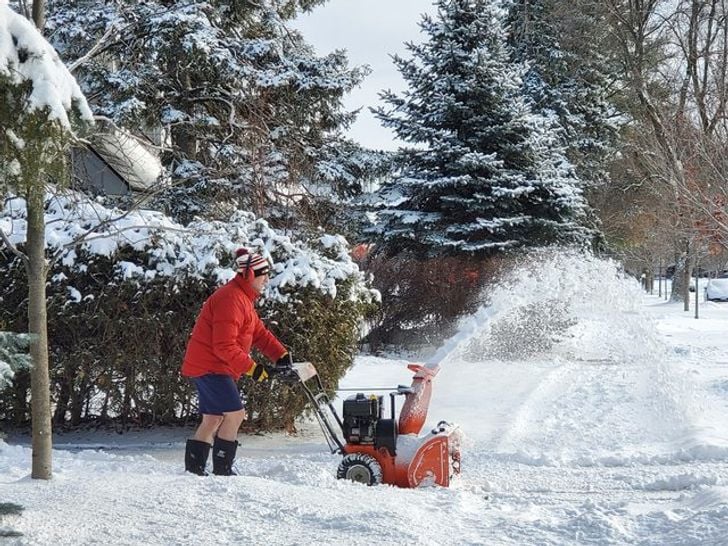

{"left": 181, "top": 248, "right": 292, "bottom": 476}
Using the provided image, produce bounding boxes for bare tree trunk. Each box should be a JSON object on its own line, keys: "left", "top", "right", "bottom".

{"left": 31, "top": 0, "right": 45, "bottom": 31}
{"left": 26, "top": 181, "right": 52, "bottom": 480}
{"left": 604, "top": 0, "right": 704, "bottom": 299}
{"left": 171, "top": 73, "right": 196, "bottom": 158}
{"left": 682, "top": 258, "right": 693, "bottom": 311}
{"left": 11, "top": 373, "right": 30, "bottom": 426}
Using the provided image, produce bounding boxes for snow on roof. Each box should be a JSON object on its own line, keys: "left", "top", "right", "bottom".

{"left": 93, "top": 128, "right": 163, "bottom": 191}
{"left": 0, "top": 2, "right": 92, "bottom": 128}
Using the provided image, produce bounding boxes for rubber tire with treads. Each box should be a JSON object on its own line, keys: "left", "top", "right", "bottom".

{"left": 336, "top": 453, "right": 383, "bottom": 485}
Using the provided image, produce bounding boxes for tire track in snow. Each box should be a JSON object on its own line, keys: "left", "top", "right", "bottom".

{"left": 429, "top": 357, "right": 570, "bottom": 449}
{"left": 492, "top": 359, "right": 577, "bottom": 454}
{"left": 487, "top": 357, "right": 719, "bottom": 465}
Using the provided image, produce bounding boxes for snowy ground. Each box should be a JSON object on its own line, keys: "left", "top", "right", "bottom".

{"left": 3, "top": 256, "right": 728, "bottom": 545}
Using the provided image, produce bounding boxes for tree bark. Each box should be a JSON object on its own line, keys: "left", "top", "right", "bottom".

{"left": 11, "top": 372, "right": 30, "bottom": 426}
{"left": 70, "top": 375, "right": 88, "bottom": 427}
{"left": 31, "top": 0, "right": 46, "bottom": 31}
{"left": 26, "top": 182, "right": 52, "bottom": 480}
{"left": 682, "top": 259, "right": 693, "bottom": 311}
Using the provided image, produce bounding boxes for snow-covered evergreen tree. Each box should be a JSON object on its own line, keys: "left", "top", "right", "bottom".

{"left": 507, "top": 0, "right": 619, "bottom": 187}
{"left": 0, "top": 332, "right": 30, "bottom": 389}
{"left": 372, "top": 0, "right": 593, "bottom": 255}
{"left": 46, "top": 0, "right": 372, "bottom": 226}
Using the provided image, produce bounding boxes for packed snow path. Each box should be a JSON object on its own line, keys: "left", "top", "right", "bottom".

{"left": 4, "top": 263, "right": 728, "bottom": 544}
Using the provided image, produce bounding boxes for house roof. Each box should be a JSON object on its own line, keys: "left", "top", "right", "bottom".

{"left": 92, "top": 128, "right": 163, "bottom": 192}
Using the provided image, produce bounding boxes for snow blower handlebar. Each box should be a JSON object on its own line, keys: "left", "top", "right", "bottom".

{"left": 282, "top": 362, "right": 346, "bottom": 454}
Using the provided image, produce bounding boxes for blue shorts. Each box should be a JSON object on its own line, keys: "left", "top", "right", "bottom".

{"left": 191, "top": 374, "right": 244, "bottom": 415}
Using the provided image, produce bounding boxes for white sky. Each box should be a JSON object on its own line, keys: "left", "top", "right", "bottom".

{"left": 293, "top": 0, "right": 438, "bottom": 151}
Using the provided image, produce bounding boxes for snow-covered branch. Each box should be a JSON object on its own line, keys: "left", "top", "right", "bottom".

{"left": 67, "top": 24, "right": 118, "bottom": 73}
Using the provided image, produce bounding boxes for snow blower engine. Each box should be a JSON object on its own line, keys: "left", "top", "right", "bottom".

{"left": 278, "top": 362, "right": 462, "bottom": 487}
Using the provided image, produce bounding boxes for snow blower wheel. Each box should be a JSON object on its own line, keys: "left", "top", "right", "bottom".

{"left": 337, "top": 453, "right": 383, "bottom": 486}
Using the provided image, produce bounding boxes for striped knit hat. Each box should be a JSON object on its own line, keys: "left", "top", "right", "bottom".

{"left": 234, "top": 248, "right": 270, "bottom": 277}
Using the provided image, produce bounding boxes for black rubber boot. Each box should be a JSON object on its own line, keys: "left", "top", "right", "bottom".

{"left": 212, "top": 437, "right": 238, "bottom": 476}
{"left": 185, "top": 439, "right": 211, "bottom": 476}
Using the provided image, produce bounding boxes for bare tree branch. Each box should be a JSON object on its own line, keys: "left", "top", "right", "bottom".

{"left": 68, "top": 25, "right": 118, "bottom": 73}
{"left": 18, "top": 0, "right": 31, "bottom": 19}
{"left": 0, "top": 227, "right": 30, "bottom": 269}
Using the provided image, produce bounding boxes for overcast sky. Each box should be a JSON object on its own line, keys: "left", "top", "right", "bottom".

{"left": 293, "top": 1, "right": 437, "bottom": 151}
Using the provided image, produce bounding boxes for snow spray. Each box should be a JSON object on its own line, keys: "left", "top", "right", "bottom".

{"left": 428, "top": 249, "right": 669, "bottom": 366}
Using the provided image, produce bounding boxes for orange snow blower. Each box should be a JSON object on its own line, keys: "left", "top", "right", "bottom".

{"left": 282, "top": 362, "right": 461, "bottom": 487}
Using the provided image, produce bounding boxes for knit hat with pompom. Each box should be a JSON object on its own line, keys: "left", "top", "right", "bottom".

{"left": 234, "top": 248, "right": 270, "bottom": 277}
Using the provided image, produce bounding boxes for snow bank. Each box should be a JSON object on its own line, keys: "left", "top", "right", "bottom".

{"left": 637, "top": 472, "right": 719, "bottom": 491}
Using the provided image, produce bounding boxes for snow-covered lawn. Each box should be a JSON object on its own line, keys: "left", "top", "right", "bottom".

{"left": 3, "top": 261, "right": 728, "bottom": 545}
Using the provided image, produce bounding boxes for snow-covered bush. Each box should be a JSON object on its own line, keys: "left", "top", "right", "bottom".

{"left": 1, "top": 190, "right": 378, "bottom": 303}
{"left": 0, "top": 189, "right": 378, "bottom": 429}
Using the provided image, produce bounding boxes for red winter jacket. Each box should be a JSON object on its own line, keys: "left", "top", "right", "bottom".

{"left": 181, "top": 274, "right": 286, "bottom": 380}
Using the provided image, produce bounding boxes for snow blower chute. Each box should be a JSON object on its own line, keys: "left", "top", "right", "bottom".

{"left": 280, "top": 362, "right": 461, "bottom": 487}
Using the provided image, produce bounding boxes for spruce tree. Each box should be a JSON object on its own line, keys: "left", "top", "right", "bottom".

{"left": 507, "top": 0, "right": 620, "bottom": 187}
{"left": 372, "top": 0, "right": 593, "bottom": 256}
{"left": 1, "top": 1, "right": 92, "bottom": 479}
